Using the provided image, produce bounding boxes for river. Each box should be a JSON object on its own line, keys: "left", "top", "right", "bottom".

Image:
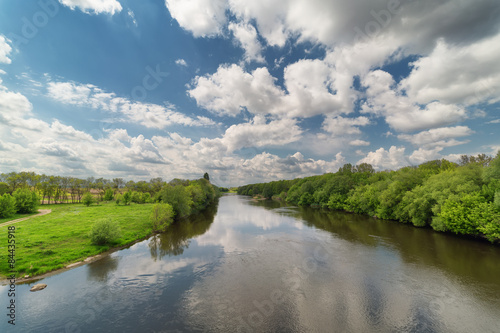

{"left": 2, "top": 194, "right": 500, "bottom": 332}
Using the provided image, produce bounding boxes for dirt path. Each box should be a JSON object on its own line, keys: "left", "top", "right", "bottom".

{"left": 0, "top": 209, "right": 52, "bottom": 228}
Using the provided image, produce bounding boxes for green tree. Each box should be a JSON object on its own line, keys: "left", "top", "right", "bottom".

{"left": 122, "top": 191, "right": 132, "bottom": 205}
{"left": 103, "top": 188, "right": 114, "bottom": 201}
{"left": 439, "top": 192, "right": 500, "bottom": 237}
{"left": 82, "top": 192, "right": 94, "bottom": 207}
{"left": 203, "top": 172, "right": 210, "bottom": 181}
{"left": 161, "top": 185, "right": 193, "bottom": 219}
{"left": 150, "top": 203, "right": 174, "bottom": 232}
{"left": 13, "top": 188, "right": 39, "bottom": 214}
{"left": 0, "top": 194, "right": 17, "bottom": 218}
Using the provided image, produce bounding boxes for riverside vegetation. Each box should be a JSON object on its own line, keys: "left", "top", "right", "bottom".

{"left": 0, "top": 173, "right": 221, "bottom": 279}
{"left": 238, "top": 153, "right": 500, "bottom": 243}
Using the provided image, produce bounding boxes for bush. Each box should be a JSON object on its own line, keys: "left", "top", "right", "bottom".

{"left": 0, "top": 193, "right": 17, "bottom": 218}
{"left": 150, "top": 203, "right": 174, "bottom": 232}
{"left": 115, "top": 194, "right": 122, "bottom": 205}
{"left": 142, "top": 192, "right": 151, "bottom": 203}
{"left": 89, "top": 218, "right": 122, "bottom": 245}
{"left": 13, "top": 188, "right": 39, "bottom": 214}
{"left": 82, "top": 192, "right": 94, "bottom": 207}
{"left": 439, "top": 192, "right": 499, "bottom": 236}
{"left": 131, "top": 191, "right": 143, "bottom": 204}
{"left": 103, "top": 188, "right": 114, "bottom": 201}
{"left": 122, "top": 192, "right": 131, "bottom": 205}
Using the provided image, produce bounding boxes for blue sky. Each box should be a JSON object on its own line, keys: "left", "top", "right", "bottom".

{"left": 0, "top": 0, "right": 499, "bottom": 186}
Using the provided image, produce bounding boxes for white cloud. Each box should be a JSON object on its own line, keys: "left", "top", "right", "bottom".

{"left": 350, "top": 140, "right": 370, "bottom": 146}
{"left": 322, "top": 116, "right": 370, "bottom": 136}
{"left": 128, "top": 9, "right": 137, "bottom": 26}
{"left": 401, "top": 33, "right": 500, "bottom": 106}
{"left": 228, "top": 21, "right": 265, "bottom": 63}
{"left": 361, "top": 70, "right": 467, "bottom": 132}
{"left": 220, "top": 116, "right": 302, "bottom": 152}
{"left": 47, "top": 81, "right": 216, "bottom": 129}
{"left": 408, "top": 147, "right": 444, "bottom": 166}
{"left": 188, "top": 64, "right": 284, "bottom": 117}
{"left": 357, "top": 146, "right": 407, "bottom": 171}
{"left": 58, "top": 0, "right": 122, "bottom": 15}
{"left": 189, "top": 61, "right": 355, "bottom": 118}
{"left": 0, "top": 35, "right": 12, "bottom": 64}
{"left": 165, "top": 0, "right": 226, "bottom": 37}
{"left": 487, "top": 119, "right": 500, "bottom": 124}
{"left": 175, "top": 59, "right": 188, "bottom": 67}
{"left": 398, "top": 126, "right": 473, "bottom": 149}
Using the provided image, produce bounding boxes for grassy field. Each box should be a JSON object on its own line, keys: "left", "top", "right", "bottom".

{"left": 0, "top": 212, "right": 38, "bottom": 224}
{"left": 0, "top": 202, "right": 154, "bottom": 279}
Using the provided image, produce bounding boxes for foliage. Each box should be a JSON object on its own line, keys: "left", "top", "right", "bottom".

{"left": 438, "top": 192, "right": 497, "bottom": 235}
{"left": 0, "top": 194, "right": 17, "bottom": 218}
{"left": 237, "top": 153, "right": 500, "bottom": 243}
{"left": 122, "top": 191, "right": 132, "bottom": 205}
{"left": 89, "top": 218, "right": 122, "bottom": 245}
{"left": 160, "top": 185, "right": 193, "bottom": 219}
{"left": 82, "top": 192, "right": 94, "bottom": 207}
{"left": 203, "top": 172, "right": 210, "bottom": 181}
{"left": 150, "top": 203, "right": 174, "bottom": 232}
{"left": 115, "top": 194, "right": 122, "bottom": 205}
{"left": 103, "top": 188, "right": 114, "bottom": 201}
{"left": 13, "top": 188, "right": 39, "bottom": 214}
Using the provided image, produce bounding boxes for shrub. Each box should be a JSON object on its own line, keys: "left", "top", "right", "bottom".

{"left": 89, "top": 218, "right": 122, "bottom": 245}
{"left": 131, "top": 191, "right": 143, "bottom": 204}
{"left": 122, "top": 192, "right": 131, "bottom": 205}
{"left": 0, "top": 193, "right": 17, "bottom": 218}
{"left": 13, "top": 188, "right": 39, "bottom": 214}
{"left": 115, "top": 194, "right": 122, "bottom": 205}
{"left": 103, "top": 188, "right": 114, "bottom": 201}
{"left": 82, "top": 192, "right": 94, "bottom": 207}
{"left": 150, "top": 203, "right": 174, "bottom": 232}
{"left": 439, "top": 192, "right": 499, "bottom": 236}
{"left": 142, "top": 192, "right": 151, "bottom": 203}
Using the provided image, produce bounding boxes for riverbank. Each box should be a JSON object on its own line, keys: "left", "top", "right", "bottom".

{"left": 0, "top": 202, "right": 155, "bottom": 280}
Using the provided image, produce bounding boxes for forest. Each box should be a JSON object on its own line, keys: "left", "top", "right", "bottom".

{"left": 237, "top": 153, "right": 500, "bottom": 243}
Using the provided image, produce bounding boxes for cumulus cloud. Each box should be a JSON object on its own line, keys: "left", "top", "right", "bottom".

{"left": 322, "top": 116, "right": 370, "bottom": 136}
{"left": 401, "top": 34, "right": 500, "bottom": 106}
{"left": 59, "top": 0, "right": 122, "bottom": 15}
{"left": 175, "top": 59, "right": 188, "bottom": 67}
{"left": 188, "top": 64, "right": 284, "bottom": 116}
{"left": 47, "top": 81, "right": 216, "bottom": 128}
{"left": 228, "top": 21, "right": 265, "bottom": 63}
{"left": 361, "top": 70, "right": 467, "bottom": 132}
{"left": 357, "top": 146, "right": 407, "bottom": 171}
{"left": 398, "top": 126, "right": 473, "bottom": 149}
{"left": 165, "top": 0, "right": 226, "bottom": 37}
{"left": 221, "top": 116, "right": 302, "bottom": 152}
{"left": 0, "top": 35, "right": 12, "bottom": 64}
{"left": 189, "top": 61, "right": 355, "bottom": 118}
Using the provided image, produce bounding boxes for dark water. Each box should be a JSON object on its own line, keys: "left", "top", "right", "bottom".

{"left": 2, "top": 194, "right": 500, "bottom": 332}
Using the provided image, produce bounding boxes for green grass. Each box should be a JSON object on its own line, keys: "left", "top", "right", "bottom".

{"left": 0, "top": 202, "right": 153, "bottom": 279}
{"left": 0, "top": 212, "right": 38, "bottom": 224}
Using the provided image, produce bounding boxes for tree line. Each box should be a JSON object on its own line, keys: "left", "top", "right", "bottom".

{"left": 237, "top": 153, "right": 500, "bottom": 243}
{"left": 0, "top": 171, "right": 222, "bottom": 223}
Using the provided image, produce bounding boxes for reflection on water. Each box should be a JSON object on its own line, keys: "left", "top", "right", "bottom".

{"left": 87, "top": 256, "right": 119, "bottom": 282}
{"left": 149, "top": 203, "right": 217, "bottom": 259}
{"left": 1, "top": 195, "right": 499, "bottom": 333}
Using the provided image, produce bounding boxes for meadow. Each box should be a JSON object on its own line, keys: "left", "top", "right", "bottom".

{"left": 0, "top": 202, "right": 153, "bottom": 279}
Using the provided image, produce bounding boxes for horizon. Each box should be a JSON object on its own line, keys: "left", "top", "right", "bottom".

{"left": 1, "top": 0, "right": 499, "bottom": 187}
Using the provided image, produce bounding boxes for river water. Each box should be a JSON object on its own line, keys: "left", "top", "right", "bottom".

{"left": 2, "top": 194, "right": 500, "bottom": 332}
